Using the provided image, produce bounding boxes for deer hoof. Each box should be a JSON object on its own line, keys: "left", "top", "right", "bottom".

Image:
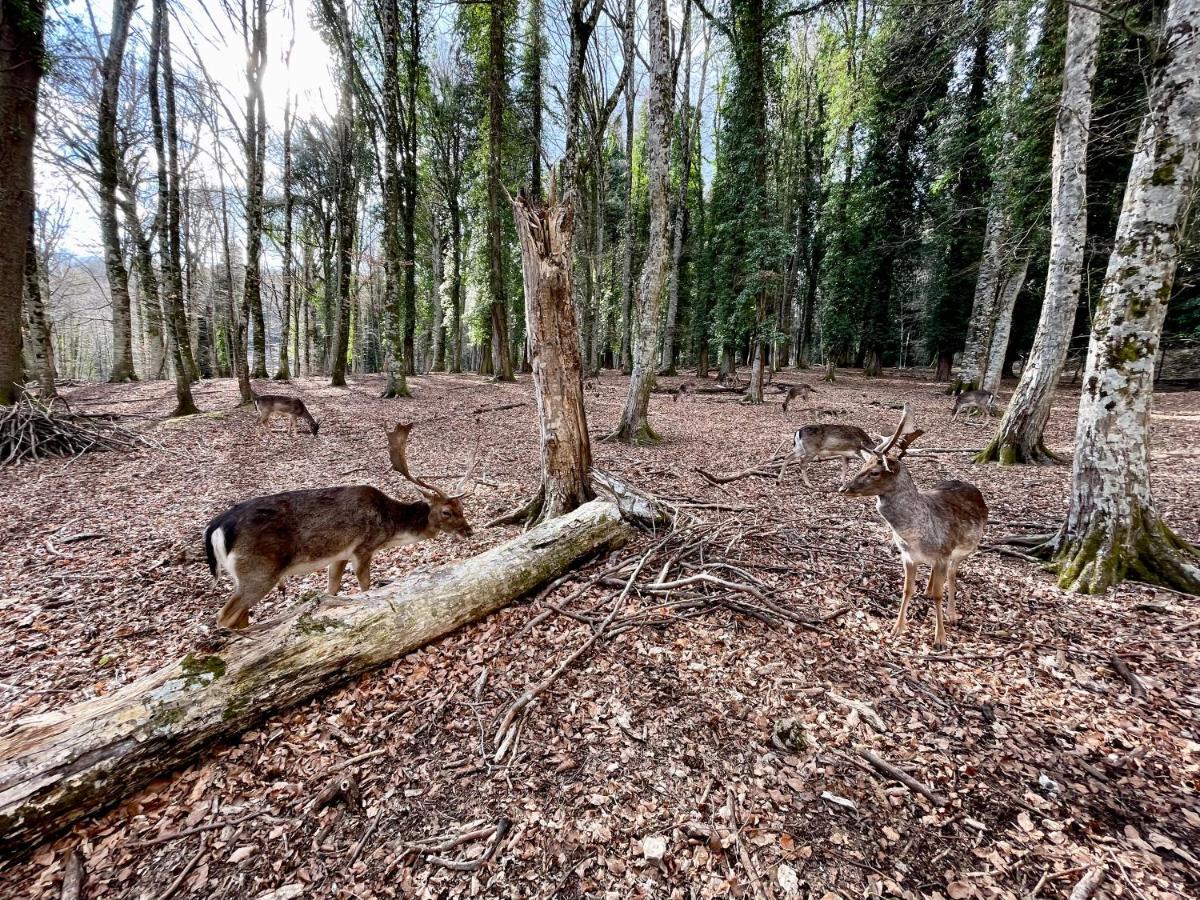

{"left": 933, "top": 638, "right": 947, "bottom": 652}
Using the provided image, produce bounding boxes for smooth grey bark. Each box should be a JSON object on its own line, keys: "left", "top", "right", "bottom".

{"left": 1053, "top": 0, "right": 1200, "bottom": 595}
{"left": 980, "top": 256, "right": 1029, "bottom": 395}
{"left": 615, "top": 0, "right": 673, "bottom": 443}
{"left": 98, "top": 0, "right": 138, "bottom": 384}
{"left": 486, "top": 0, "right": 514, "bottom": 381}
{"left": 981, "top": 1, "right": 1102, "bottom": 462}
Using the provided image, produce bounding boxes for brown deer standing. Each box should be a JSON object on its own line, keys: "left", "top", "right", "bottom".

{"left": 778, "top": 424, "right": 876, "bottom": 488}
{"left": 204, "top": 422, "right": 477, "bottom": 629}
{"left": 839, "top": 406, "right": 988, "bottom": 649}
{"left": 950, "top": 389, "right": 997, "bottom": 421}
{"left": 253, "top": 392, "right": 320, "bottom": 435}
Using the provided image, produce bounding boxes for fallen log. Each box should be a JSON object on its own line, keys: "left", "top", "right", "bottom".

{"left": 0, "top": 499, "right": 629, "bottom": 857}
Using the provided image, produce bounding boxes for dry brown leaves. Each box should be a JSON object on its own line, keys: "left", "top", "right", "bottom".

{"left": 0, "top": 370, "right": 1197, "bottom": 899}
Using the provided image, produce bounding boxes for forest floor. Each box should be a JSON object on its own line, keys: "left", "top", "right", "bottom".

{"left": 0, "top": 369, "right": 1198, "bottom": 900}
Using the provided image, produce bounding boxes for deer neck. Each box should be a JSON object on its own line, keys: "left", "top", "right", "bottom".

{"left": 873, "top": 465, "right": 925, "bottom": 531}
{"left": 385, "top": 497, "right": 435, "bottom": 540}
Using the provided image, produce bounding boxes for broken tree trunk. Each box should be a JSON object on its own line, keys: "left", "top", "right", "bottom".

{"left": 0, "top": 500, "right": 628, "bottom": 857}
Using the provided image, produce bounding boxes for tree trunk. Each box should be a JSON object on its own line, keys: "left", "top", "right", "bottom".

{"left": 330, "top": 89, "right": 356, "bottom": 388}
{"left": 22, "top": 223, "right": 56, "bottom": 399}
{"left": 615, "top": 0, "right": 672, "bottom": 444}
{"left": 980, "top": 256, "right": 1029, "bottom": 395}
{"left": 0, "top": 1, "right": 43, "bottom": 403}
{"left": 956, "top": 199, "right": 1006, "bottom": 391}
{"left": 979, "top": 0, "right": 1102, "bottom": 463}
{"left": 660, "top": 10, "right": 692, "bottom": 378}
{"left": 1052, "top": 0, "right": 1200, "bottom": 595}
{"left": 98, "top": 0, "right": 137, "bottom": 385}
{"left": 619, "top": 0, "right": 635, "bottom": 376}
{"left": 511, "top": 184, "right": 596, "bottom": 521}
{"left": 430, "top": 211, "right": 446, "bottom": 371}
{"left": 402, "top": 0, "right": 420, "bottom": 376}
{"left": 486, "top": 0, "right": 514, "bottom": 382}
{"left": 0, "top": 500, "right": 628, "bottom": 858}
{"left": 239, "top": 0, "right": 267, "bottom": 401}
{"left": 149, "top": 0, "right": 198, "bottom": 416}
{"left": 277, "top": 93, "right": 295, "bottom": 380}
{"left": 449, "top": 201, "right": 463, "bottom": 373}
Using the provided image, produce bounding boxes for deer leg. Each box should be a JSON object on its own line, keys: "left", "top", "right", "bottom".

{"left": 776, "top": 452, "right": 792, "bottom": 484}
{"left": 892, "top": 558, "right": 917, "bottom": 639}
{"left": 353, "top": 552, "right": 373, "bottom": 593}
{"left": 216, "top": 572, "right": 275, "bottom": 630}
{"left": 799, "top": 455, "right": 815, "bottom": 489}
{"left": 926, "top": 563, "right": 948, "bottom": 650}
{"left": 327, "top": 559, "right": 348, "bottom": 595}
{"left": 946, "top": 560, "right": 961, "bottom": 624}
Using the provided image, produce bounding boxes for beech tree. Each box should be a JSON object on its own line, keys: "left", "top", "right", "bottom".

{"left": 1049, "top": 0, "right": 1200, "bottom": 594}
{"left": 979, "top": 0, "right": 1104, "bottom": 464}
{"left": 0, "top": 0, "right": 45, "bottom": 404}
{"left": 614, "top": 0, "right": 673, "bottom": 443}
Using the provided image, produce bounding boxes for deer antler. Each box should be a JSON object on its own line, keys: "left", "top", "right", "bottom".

{"left": 386, "top": 422, "right": 445, "bottom": 499}
{"left": 873, "top": 405, "right": 916, "bottom": 456}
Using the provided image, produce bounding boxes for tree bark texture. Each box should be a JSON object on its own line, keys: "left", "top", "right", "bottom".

{"left": 980, "top": 1, "right": 1102, "bottom": 463}
{"left": 486, "top": 0, "right": 514, "bottom": 381}
{"left": 22, "top": 224, "right": 56, "bottom": 399}
{"left": 98, "top": 0, "right": 137, "bottom": 384}
{"left": 0, "top": 500, "right": 629, "bottom": 857}
{"left": 1053, "top": 0, "right": 1200, "bottom": 595}
{"left": 511, "top": 184, "right": 595, "bottom": 520}
{"left": 615, "top": 0, "right": 673, "bottom": 444}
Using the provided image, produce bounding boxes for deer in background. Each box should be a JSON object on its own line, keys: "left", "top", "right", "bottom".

{"left": 951, "top": 389, "right": 997, "bottom": 421}
{"left": 253, "top": 392, "right": 320, "bottom": 435}
{"left": 778, "top": 423, "right": 876, "bottom": 488}
{"left": 780, "top": 383, "right": 817, "bottom": 413}
{"left": 839, "top": 406, "right": 988, "bottom": 650}
{"left": 204, "top": 422, "right": 477, "bottom": 629}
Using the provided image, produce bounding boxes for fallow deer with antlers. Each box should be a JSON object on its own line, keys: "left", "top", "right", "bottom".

{"left": 204, "top": 422, "right": 477, "bottom": 629}
{"left": 839, "top": 405, "right": 988, "bottom": 649}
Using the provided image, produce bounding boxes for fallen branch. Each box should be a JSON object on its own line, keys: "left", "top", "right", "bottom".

{"left": 856, "top": 748, "right": 947, "bottom": 806}
{"left": 0, "top": 500, "right": 629, "bottom": 857}
{"left": 1109, "top": 655, "right": 1147, "bottom": 698}
{"left": 426, "top": 818, "right": 512, "bottom": 871}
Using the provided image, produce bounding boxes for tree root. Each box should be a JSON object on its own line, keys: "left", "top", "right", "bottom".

{"left": 975, "top": 435, "right": 1064, "bottom": 466}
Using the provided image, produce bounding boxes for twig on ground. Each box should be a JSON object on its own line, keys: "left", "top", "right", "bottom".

{"left": 151, "top": 837, "right": 208, "bottom": 900}
{"left": 856, "top": 748, "right": 947, "bottom": 806}
{"left": 1109, "top": 655, "right": 1147, "bottom": 698}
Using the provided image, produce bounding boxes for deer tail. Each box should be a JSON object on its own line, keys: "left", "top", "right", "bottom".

{"left": 204, "top": 520, "right": 236, "bottom": 585}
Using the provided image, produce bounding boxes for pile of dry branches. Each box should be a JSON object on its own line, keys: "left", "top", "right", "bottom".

{"left": 0, "top": 396, "right": 149, "bottom": 466}
{"left": 489, "top": 511, "right": 851, "bottom": 762}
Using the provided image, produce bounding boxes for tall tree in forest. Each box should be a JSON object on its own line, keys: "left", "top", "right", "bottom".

{"left": 485, "top": 0, "right": 514, "bottom": 380}
{"left": 0, "top": 0, "right": 45, "bottom": 403}
{"left": 978, "top": 0, "right": 1103, "bottom": 464}
{"left": 618, "top": 0, "right": 635, "bottom": 375}
{"left": 505, "top": 0, "right": 628, "bottom": 522}
{"left": 615, "top": 0, "right": 673, "bottom": 442}
{"left": 329, "top": 85, "right": 357, "bottom": 387}
{"left": 98, "top": 0, "right": 138, "bottom": 384}
{"left": 1046, "top": 0, "right": 1200, "bottom": 594}
{"left": 276, "top": 24, "right": 296, "bottom": 381}
{"left": 149, "top": 0, "right": 198, "bottom": 416}
{"left": 401, "top": 0, "right": 421, "bottom": 376}
{"left": 520, "top": 0, "right": 545, "bottom": 198}
{"left": 427, "top": 61, "right": 474, "bottom": 374}
{"left": 238, "top": 0, "right": 268, "bottom": 400}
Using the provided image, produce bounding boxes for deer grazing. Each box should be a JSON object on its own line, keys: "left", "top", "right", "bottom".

{"left": 780, "top": 383, "right": 817, "bottom": 413}
{"left": 777, "top": 424, "right": 876, "bottom": 488}
{"left": 204, "top": 422, "right": 477, "bottom": 629}
{"left": 839, "top": 406, "right": 988, "bottom": 650}
{"left": 951, "top": 389, "right": 997, "bottom": 421}
{"left": 253, "top": 392, "right": 320, "bottom": 435}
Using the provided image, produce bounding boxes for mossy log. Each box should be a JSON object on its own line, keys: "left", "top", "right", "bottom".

{"left": 0, "top": 500, "right": 629, "bottom": 857}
